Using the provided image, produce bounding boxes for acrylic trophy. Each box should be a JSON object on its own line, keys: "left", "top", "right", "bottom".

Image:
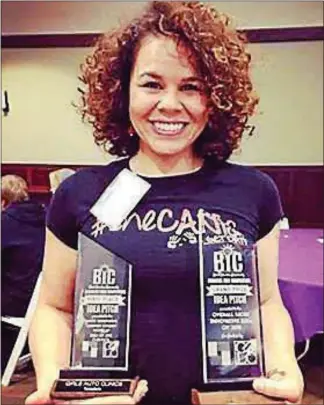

{"left": 191, "top": 228, "right": 284, "bottom": 404}
{"left": 51, "top": 233, "right": 139, "bottom": 399}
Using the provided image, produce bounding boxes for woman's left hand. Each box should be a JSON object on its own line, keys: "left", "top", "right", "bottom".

{"left": 253, "top": 369, "right": 304, "bottom": 404}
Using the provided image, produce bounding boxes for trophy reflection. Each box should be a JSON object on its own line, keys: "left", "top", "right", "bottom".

{"left": 51, "top": 233, "right": 139, "bottom": 400}
{"left": 192, "top": 228, "right": 284, "bottom": 404}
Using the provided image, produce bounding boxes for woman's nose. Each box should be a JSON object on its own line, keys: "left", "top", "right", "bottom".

{"left": 157, "top": 90, "right": 183, "bottom": 112}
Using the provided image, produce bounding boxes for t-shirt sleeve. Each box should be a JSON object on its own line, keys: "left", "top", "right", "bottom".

{"left": 46, "top": 175, "right": 79, "bottom": 250}
{"left": 258, "top": 173, "right": 284, "bottom": 240}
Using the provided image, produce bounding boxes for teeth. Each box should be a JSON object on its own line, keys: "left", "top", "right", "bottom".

{"left": 153, "top": 122, "right": 185, "bottom": 133}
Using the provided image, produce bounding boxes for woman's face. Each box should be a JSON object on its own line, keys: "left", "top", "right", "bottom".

{"left": 129, "top": 34, "right": 209, "bottom": 160}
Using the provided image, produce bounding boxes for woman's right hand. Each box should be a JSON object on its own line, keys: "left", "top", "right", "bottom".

{"left": 25, "top": 373, "right": 56, "bottom": 405}
{"left": 25, "top": 379, "right": 149, "bottom": 405}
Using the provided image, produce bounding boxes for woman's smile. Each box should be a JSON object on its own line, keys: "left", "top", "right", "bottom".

{"left": 149, "top": 120, "right": 189, "bottom": 136}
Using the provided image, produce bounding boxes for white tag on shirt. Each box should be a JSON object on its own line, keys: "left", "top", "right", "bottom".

{"left": 90, "top": 168, "right": 151, "bottom": 230}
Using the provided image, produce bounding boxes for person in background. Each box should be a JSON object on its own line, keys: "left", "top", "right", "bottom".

{"left": 26, "top": 2, "right": 304, "bottom": 404}
{"left": 1, "top": 174, "right": 46, "bottom": 374}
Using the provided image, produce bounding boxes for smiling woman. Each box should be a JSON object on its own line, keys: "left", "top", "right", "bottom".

{"left": 128, "top": 34, "right": 209, "bottom": 174}
{"left": 78, "top": 1, "right": 258, "bottom": 165}
{"left": 27, "top": 2, "right": 304, "bottom": 405}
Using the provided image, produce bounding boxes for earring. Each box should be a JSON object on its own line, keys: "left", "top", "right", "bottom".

{"left": 128, "top": 126, "right": 135, "bottom": 137}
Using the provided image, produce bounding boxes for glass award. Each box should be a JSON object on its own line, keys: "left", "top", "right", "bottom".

{"left": 51, "top": 233, "right": 139, "bottom": 400}
{"left": 192, "top": 228, "right": 284, "bottom": 404}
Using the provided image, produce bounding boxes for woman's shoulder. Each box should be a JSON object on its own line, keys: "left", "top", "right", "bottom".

{"left": 59, "top": 158, "right": 129, "bottom": 191}
{"left": 72, "top": 157, "right": 128, "bottom": 180}
{"left": 46, "top": 158, "right": 130, "bottom": 248}
{"left": 216, "top": 161, "right": 276, "bottom": 187}
{"left": 203, "top": 160, "right": 279, "bottom": 202}
{"left": 49, "top": 157, "right": 130, "bottom": 212}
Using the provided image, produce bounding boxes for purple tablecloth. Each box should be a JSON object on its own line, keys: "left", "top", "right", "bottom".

{"left": 278, "top": 228, "right": 323, "bottom": 342}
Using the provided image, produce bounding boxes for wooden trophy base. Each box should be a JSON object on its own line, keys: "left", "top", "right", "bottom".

{"left": 51, "top": 376, "right": 139, "bottom": 400}
{"left": 191, "top": 389, "right": 285, "bottom": 404}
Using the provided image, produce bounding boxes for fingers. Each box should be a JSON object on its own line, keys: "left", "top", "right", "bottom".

{"left": 26, "top": 371, "right": 60, "bottom": 405}
{"left": 133, "top": 380, "right": 149, "bottom": 403}
{"left": 253, "top": 377, "right": 301, "bottom": 403}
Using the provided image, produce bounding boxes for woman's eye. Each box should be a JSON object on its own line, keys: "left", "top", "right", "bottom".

{"left": 141, "top": 81, "right": 161, "bottom": 89}
{"left": 181, "top": 83, "right": 202, "bottom": 92}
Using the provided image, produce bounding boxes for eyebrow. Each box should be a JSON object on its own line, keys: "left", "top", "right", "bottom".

{"left": 138, "top": 72, "right": 204, "bottom": 83}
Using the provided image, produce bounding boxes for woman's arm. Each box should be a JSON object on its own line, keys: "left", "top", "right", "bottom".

{"left": 253, "top": 223, "right": 304, "bottom": 403}
{"left": 26, "top": 228, "right": 77, "bottom": 404}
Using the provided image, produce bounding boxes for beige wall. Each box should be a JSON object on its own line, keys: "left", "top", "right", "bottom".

{"left": 2, "top": 1, "right": 323, "bottom": 34}
{"left": 231, "top": 40, "right": 323, "bottom": 165}
{"left": 2, "top": 48, "right": 112, "bottom": 164}
{"left": 1, "top": 1, "right": 323, "bottom": 165}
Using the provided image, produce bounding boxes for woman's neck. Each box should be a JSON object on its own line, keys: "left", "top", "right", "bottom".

{"left": 129, "top": 151, "right": 203, "bottom": 177}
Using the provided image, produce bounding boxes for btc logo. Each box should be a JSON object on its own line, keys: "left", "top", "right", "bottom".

{"left": 213, "top": 251, "right": 244, "bottom": 273}
{"left": 92, "top": 265, "right": 116, "bottom": 285}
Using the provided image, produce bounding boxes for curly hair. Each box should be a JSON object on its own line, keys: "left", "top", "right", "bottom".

{"left": 79, "top": 1, "right": 259, "bottom": 161}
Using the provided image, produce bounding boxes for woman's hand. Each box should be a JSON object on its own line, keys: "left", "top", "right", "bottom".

{"left": 25, "top": 371, "right": 58, "bottom": 405}
{"left": 253, "top": 368, "right": 304, "bottom": 404}
{"left": 25, "top": 379, "right": 148, "bottom": 405}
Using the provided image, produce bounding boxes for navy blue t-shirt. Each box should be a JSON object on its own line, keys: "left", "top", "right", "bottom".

{"left": 47, "top": 158, "right": 283, "bottom": 404}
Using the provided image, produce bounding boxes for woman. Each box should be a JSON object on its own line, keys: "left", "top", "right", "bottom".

{"left": 26, "top": 2, "right": 304, "bottom": 404}
{"left": 2, "top": 175, "right": 46, "bottom": 374}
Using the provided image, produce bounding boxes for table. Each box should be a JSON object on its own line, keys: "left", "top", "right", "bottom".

{"left": 278, "top": 228, "right": 323, "bottom": 342}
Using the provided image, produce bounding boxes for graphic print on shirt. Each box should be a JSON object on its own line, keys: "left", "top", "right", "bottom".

{"left": 90, "top": 207, "right": 248, "bottom": 249}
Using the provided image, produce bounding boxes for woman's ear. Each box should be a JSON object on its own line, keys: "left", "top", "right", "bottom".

{"left": 1, "top": 199, "right": 7, "bottom": 211}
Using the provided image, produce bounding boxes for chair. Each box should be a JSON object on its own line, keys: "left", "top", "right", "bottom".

{"left": 49, "top": 168, "right": 76, "bottom": 194}
{"left": 1, "top": 272, "right": 43, "bottom": 386}
{"left": 279, "top": 216, "right": 290, "bottom": 230}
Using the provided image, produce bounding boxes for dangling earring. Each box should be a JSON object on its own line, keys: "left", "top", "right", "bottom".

{"left": 128, "top": 126, "right": 135, "bottom": 137}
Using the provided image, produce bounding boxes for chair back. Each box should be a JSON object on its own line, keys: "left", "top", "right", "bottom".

{"left": 49, "top": 168, "right": 76, "bottom": 193}
{"left": 1, "top": 272, "right": 43, "bottom": 386}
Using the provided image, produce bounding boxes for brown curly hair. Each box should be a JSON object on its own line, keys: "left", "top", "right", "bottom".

{"left": 79, "top": 1, "right": 259, "bottom": 161}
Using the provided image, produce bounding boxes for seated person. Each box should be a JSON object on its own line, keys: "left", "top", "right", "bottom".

{"left": 1, "top": 174, "right": 46, "bottom": 374}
